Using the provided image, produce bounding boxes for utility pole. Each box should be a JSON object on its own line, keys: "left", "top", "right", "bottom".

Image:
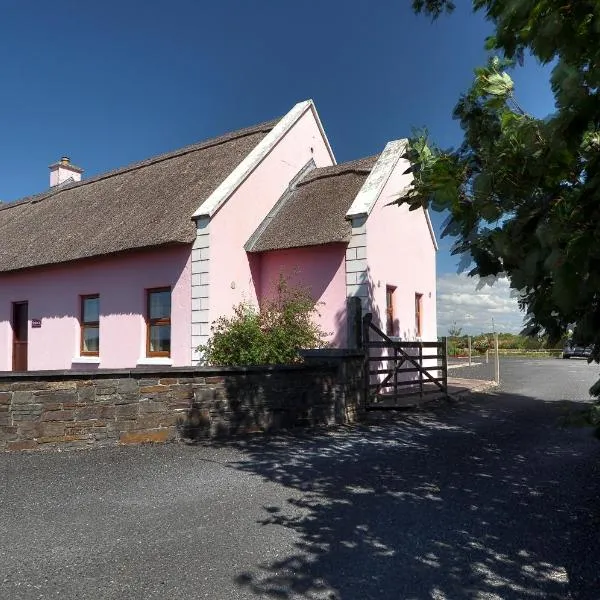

{"left": 494, "top": 332, "right": 500, "bottom": 384}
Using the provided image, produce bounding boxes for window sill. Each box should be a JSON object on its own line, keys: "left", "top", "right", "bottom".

{"left": 72, "top": 356, "right": 101, "bottom": 364}
{"left": 137, "top": 357, "right": 173, "bottom": 366}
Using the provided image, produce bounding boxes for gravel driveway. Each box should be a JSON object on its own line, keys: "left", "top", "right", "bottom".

{"left": 1, "top": 359, "right": 599, "bottom": 599}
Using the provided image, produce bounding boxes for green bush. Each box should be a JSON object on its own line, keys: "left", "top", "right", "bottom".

{"left": 447, "top": 340, "right": 457, "bottom": 356}
{"left": 447, "top": 339, "right": 468, "bottom": 356}
{"left": 198, "top": 277, "right": 328, "bottom": 366}
{"left": 473, "top": 337, "right": 491, "bottom": 354}
{"left": 454, "top": 336, "right": 467, "bottom": 350}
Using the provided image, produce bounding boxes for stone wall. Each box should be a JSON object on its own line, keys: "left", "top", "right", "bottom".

{"left": 0, "top": 353, "right": 364, "bottom": 451}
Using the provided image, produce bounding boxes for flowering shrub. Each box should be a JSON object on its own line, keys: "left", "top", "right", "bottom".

{"left": 198, "top": 277, "right": 328, "bottom": 366}
{"left": 473, "top": 337, "right": 491, "bottom": 354}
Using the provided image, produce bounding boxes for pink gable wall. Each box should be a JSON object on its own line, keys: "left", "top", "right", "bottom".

{"left": 208, "top": 109, "right": 334, "bottom": 326}
{"left": 0, "top": 246, "right": 191, "bottom": 371}
{"left": 366, "top": 161, "right": 437, "bottom": 340}
{"left": 259, "top": 244, "right": 348, "bottom": 346}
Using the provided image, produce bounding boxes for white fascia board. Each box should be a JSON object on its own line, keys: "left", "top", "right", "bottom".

{"left": 345, "top": 138, "right": 408, "bottom": 219}
{"left": 193, "top": 100, "right": 332, "bottom": 219}
{"left": 423, "top": 208, "right": 439, "bottom": 251}
{"left": 308, "top": 102, "right": 336, "bottom": 165}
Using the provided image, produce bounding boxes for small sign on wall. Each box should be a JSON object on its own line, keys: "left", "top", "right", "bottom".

{"left": 31, "top": 319, "right": 42, "bottom": 328}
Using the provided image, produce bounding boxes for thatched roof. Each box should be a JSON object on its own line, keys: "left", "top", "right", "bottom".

{"left": 247, "top": 155, "right": 378, "bottom": 252}
{"left": 0, "top": 120, "right": 276, "bottom": 273}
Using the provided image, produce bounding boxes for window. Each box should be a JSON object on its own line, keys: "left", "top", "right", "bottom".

{"left": 386, "top": 286, "right": 396, "bottom": 336}
{"left": 415, "top": 293, "right": 423, "bottom": 337}
{"left": 81, "top": 295, "right": 100, "bottom": 356}
{"left": 147, "top": 288, "right": 171, "bottom": 357}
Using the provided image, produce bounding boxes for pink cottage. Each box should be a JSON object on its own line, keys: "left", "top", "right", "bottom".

{"left": 0, "top": 100, "right": 437, "bottom": 372}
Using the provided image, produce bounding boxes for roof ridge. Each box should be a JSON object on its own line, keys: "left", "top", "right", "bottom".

{"left": 297, "top": 155, "right": 378, "bottom": 187}
{"left": 0, "top": 117, "right": 279, "bottom": 213}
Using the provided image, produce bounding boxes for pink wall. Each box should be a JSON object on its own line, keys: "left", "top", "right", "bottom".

{"left": 366, "top": 159, "right": 437, "bottom": 341}
{"left": 0, "top": 246, "right": 191, "bottom": 371}
{"left": 209, "top": 108, "right": 334, "bottom": 325}
{"left": 259, "top": 244, "right": 348, "bottom": 347}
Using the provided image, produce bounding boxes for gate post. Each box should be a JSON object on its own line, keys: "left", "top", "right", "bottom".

{"left": 394, "top": 346, "right": 399, "bottom": 399}
{"left": 468, "top": 336, "right": 472, "bottom": 366}
{"left": 441, "top": 336, "right": 448, "bottom": 396}
{"left": 362, "top": 313, "right": 372, "bottom": 410}
{"left": 346, "top": 296, "right": 363, "bottom": 349}
{"left": 494, "top": 333, "right": 500, "bottom": 384}
{"left": 418, "top": 342, "right": 424, "bottom": 402}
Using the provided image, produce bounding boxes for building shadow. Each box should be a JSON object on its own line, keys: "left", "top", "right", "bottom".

{"left": 179, "top": 363, "right": 358, "bottom": 441}
{"left": 204, "top": 391, "right": 600, "bottom": 599}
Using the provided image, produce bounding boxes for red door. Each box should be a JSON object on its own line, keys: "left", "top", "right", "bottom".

{"left": 12, "top": 302, "right": 28, "bottom": 371}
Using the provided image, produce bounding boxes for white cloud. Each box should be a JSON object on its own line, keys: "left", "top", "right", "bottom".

{"left": 437, "top": 273, "right": 524, "bottom": 335}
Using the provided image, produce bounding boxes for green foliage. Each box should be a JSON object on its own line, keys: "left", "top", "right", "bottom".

{"left": 447, "top": 330, "right": 566, "bottom": 356}
{"left": 494, "top": 332, "right": 550, "bottom": 350}
{"left": 447, "top": 321, "right": 463, "bottom": 337}
{"left": 447, "top": 340, "right": 458, "bottom": 356}
{"left": 473, "top": 337, "right": 491, "bottom": 354}
{"left": 412, "top": 0, "right": 455, "bottom": 19}
{"left": 198, "top": 277, "right": 328, "bottom": 366}
{"left": 406, "top": 1, "right": 600, "bottom": 424}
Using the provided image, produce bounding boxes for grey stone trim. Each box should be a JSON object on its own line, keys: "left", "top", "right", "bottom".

{"left": 191, "top": 217, "right": 210, "bottom": 363}
{"left": 345, "top": 215, "right": 371, "bottom": 322}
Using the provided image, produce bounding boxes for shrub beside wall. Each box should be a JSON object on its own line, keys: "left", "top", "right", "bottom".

{"left": 199, "top": 277, "right": 329, "bottom": 366}
{"left": 0, "top": 354, "right": 363, "bottom": 451}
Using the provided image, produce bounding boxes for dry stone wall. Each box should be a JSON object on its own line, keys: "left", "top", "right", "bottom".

{"left": 0, "top": 354, "right": 363, "bottom": 451}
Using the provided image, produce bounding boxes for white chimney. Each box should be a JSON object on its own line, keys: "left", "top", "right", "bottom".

{"left": 49, "top": 156, "right": 83, "bottom": 187}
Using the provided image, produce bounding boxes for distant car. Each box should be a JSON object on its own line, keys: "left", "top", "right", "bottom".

{"left": 562, "top": 342, "right": 593, "bottom": 359}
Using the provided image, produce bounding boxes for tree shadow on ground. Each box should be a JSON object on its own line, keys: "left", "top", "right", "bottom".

{"left": 207, "top": 392, "right": 600, "bottom": 599}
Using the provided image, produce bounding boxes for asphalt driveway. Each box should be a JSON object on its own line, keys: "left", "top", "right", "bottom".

{"left": 1, "top": 359, "right": 599, "bottom": 599}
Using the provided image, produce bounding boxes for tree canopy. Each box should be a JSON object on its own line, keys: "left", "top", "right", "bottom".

{"left": 405, "top": 1, "right": 600, "bottom": 424}
{"left": 405, "top": 1, "right": 600, "bottom": 352}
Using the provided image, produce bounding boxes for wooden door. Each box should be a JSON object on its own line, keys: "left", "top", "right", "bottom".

{"left": 12, "top": 302, "right": 28, "bottom": 371}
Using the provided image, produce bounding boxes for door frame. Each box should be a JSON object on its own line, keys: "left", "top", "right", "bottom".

{"left": 12, "top": 301, "right": 29, "bottom": 372}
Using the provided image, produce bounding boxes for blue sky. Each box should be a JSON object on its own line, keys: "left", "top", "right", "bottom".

{"left": 0, "top": 1, "right": 556, "bottom": 333}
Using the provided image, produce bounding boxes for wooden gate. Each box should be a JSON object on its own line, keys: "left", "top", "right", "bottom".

{"left": 362, "top": 313, "right": 448, "bottom": 409}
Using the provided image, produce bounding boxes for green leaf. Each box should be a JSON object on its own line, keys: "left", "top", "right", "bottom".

{"left": 404, "top": 0, "right": 600, "bottom": 373}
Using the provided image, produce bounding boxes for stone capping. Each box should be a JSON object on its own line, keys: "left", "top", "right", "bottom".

{"left": 345, "top": 138, "right": 407, "bottom": 219}
{"left": 300, "top": 349, "right": 363, "bottom": 359}
{"left": 0, "top": 363, "right": 332, "bottom": 382}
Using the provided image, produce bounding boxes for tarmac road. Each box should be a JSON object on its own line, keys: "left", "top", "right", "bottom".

{"left": 1, "top": 359, "right": 599, "bottom": 599}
